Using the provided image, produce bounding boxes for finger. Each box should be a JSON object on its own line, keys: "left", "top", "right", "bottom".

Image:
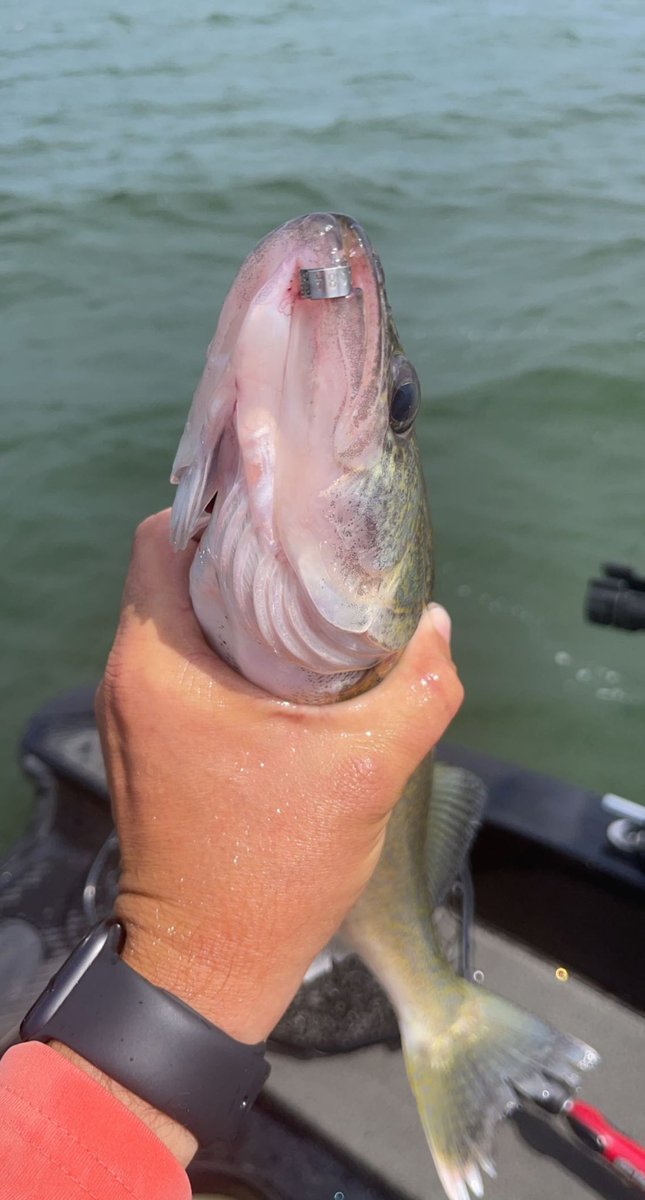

{"left": 123, "top": 510, "right": 196, "bottom": 614}
{"left": 119, "top": 510, "right": 271, "bottom": 701}
{"left": 345, "top": 604, "right": 463, "bottom": 763}
{"left": 425, "top": 601, "right": 452, "bottom": 647}
{"left": 118, "top": 509, "right": 216, "bottom": 666}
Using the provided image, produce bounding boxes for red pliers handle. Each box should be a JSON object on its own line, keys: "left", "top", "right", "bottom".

{"left": 565, "top": 1100, "right": 645, "bottom": 1191}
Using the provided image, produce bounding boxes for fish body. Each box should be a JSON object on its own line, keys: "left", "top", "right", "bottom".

{"left": 171, "top": 214, "right": 598, "bottom": 1200}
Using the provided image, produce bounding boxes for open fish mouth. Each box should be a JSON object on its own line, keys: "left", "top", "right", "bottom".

{"left": 170, "top": 213, "right": 429, "bottom": 700}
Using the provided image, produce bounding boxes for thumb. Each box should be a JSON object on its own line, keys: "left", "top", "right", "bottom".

{"left": 357, "top": 603, "right": 463, "bottom": 771}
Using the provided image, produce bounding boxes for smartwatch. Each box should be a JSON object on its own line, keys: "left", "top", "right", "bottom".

{"left": 20, "top": 919, "right": 270, "bottom": 1146}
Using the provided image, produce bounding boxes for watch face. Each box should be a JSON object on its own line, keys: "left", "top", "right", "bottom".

{"left": 20, "top": 921, "right": 122, "bottom": 1040}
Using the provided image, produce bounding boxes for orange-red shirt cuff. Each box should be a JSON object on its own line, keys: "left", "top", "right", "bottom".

{"left": 0, "top": 1041, "right": 191, "bottom": 1199}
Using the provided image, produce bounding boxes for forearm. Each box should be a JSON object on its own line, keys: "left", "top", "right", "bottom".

{"left": 0, "top": 1042, "right": 192, "bottom": 1200}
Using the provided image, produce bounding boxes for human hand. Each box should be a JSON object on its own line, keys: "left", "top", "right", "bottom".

{"left": 96, "top": 509, "right": 462, "bottom": 1049}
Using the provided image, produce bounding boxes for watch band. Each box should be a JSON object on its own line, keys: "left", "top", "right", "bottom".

{"left": 20, "top": 920, "right": 270, "bottom": 1146}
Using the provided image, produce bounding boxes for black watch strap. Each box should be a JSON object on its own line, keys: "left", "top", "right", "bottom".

{"left": 20, "top": 920, "right": 270, "bottom": 1146}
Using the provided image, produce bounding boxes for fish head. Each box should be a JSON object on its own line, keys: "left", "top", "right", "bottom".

{"left": 171, "top": 213, "right": 432, "bottom": 701}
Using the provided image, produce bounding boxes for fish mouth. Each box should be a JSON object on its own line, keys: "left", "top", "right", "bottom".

{"left": 172, "top": 212, "right": 400, "bottom": 694}
{"left": 170, "top": 212, "right": 388, "bottom": 547}
{"left": 266, "top": 214, "right": 391, "bottom": 636}
{"left": 330, "top": 212, "right": 386, "bottom": 295}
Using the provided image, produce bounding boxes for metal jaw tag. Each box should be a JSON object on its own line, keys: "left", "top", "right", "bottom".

{"left": 299, "top": 264, "right": 352, "bottom": 300}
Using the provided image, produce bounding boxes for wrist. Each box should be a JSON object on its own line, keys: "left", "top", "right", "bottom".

{"left": 26, "top": 918, "right": 271, "bottom": 1167}
{"left": 117, "top": 901, "right": 298, "bottom": 1044}
{"left": 50, "top": 1042, "right": 198, "bottom": 1167}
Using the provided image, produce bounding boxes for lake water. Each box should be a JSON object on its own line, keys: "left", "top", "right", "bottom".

{"left": 2, "top": 0, "right": 645, "bottom": 846}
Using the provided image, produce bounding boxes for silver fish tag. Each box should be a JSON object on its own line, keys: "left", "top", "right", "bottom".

{"left": 299, "top": 264, "right": 352, "bottom": 299}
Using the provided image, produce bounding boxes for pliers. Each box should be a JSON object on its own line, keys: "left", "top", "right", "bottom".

{"left": 515, "top": 1077, "right": 645, "bottom": 1192}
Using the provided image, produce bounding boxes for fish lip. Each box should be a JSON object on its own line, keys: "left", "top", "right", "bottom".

{"left": 279, "top": 211, "right": 388, "bottom": 322}
{"left": 331, "top": 213, "right": 386, "bottom": 302}
{"left": 332, "top": 210, "right": 391, "bottom": 369}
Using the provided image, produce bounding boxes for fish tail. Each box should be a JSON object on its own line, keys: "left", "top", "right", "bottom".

{"left": 400, "top": 979, "right": 599, "bottom": 1200}
{"left": 346, "top": 765, "right": 599, "bottom": 1199}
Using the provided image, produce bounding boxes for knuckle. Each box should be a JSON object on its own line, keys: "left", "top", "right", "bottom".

{"left": 99, "top": 649, "right": 128, "bottom": 719}
{"left": 129, "top": 518, "right": 154, "bottom": 574}
{"left": 340, "top": 748, "right": 388, "bottom": 797}
{"left": 384, "top": 656, "right": 464, "bottom": 760}
{"left": 440, "top": 659, "right": 464, "bottom": 716}
{"left": 320, "top": 746, "right": 395, "bottom": 830}
{"left": 133, "top": 513, "right": 159, "bottom": 548}
{"left": 426, "top": 664, "right": 463, "bottom": 731}
{"left": 94, "top": 681, "right": 105, "bottom": 725}
{"left": 130, "top": 512, "right": 167, "bottom": 573}
{"left": 99, "top": 637, "right": 144, "bottom": 726}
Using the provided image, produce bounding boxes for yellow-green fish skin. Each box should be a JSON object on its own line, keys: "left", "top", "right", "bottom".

{"left": 343, "top": 758, "right": 600, "bottom": 1200}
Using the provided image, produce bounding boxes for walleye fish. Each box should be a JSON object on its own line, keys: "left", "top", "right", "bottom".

{"left": 170, "top": 213, "right": 598, "bottom": 1200}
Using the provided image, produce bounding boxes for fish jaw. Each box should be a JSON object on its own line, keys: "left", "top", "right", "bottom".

{"left": 170, "top": 212, "right": 357, "bottom": 550}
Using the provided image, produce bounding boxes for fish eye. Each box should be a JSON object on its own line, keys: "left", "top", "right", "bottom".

{"left": 389, "top": 358, "right": 421, "bottom": 436}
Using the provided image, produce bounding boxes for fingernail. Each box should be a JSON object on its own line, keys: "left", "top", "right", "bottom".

{"left": 427, "top": 602, "right": 452, "bottom": 645}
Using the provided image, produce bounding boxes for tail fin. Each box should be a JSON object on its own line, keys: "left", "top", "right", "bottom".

{"left": 401, "top": 981, "right": 599, "bottom": 1200}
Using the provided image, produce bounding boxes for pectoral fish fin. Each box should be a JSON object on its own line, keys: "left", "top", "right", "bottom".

{"left": 170, "top": 445, "right": 220, "bottom": 550}
{"left": 170, "top": 356, "right": 237, "bottom": 550}
{"left": 401, "top": 983, "right": 599, "bottom": 1200}
{"left": 425, "top": 764, "right": 487, "bottom": 910}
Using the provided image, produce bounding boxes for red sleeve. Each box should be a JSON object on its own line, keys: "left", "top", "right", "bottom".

{"left": 0, "top": 1042, "right": 192, "bottom": 1200}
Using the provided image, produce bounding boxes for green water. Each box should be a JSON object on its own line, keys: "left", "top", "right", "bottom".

{"left": 2, "top": 0, "right": 645, "bottom": 847}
